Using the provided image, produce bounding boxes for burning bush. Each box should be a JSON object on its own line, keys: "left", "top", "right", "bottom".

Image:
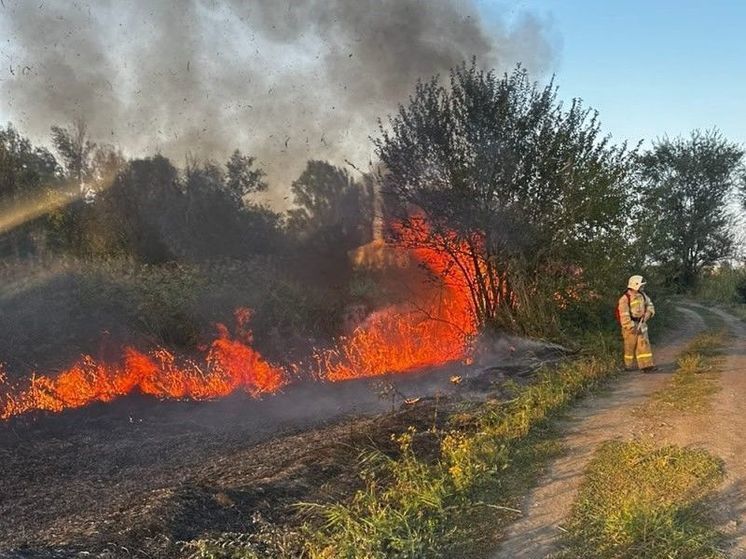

{"left": 375, "top": 62, "right": 637, "bottom": 335}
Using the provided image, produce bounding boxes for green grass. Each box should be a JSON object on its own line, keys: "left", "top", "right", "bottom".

{"left": 686, "top": 331, "right": 726, "bottom": 357}
{"left": 446, "top": 423, "right": 562, "bottom": 558}
{"left": 693, "top": 267, "right": 746, "bottom": 323}
{"left": 295, "top": 345, "right": 621, "bottom": 559}
{"left": 554, "top": 440, "right": 725, "bottom": 559}
{"left": 637, "top": 331, "right": 725, "bottom": 418}
{"left": 727, "top": 304, "right": 746, "bottom": 322}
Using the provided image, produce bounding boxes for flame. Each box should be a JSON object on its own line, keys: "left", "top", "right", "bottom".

{"left": 0, "top": 219, "right": 477, "bottom": 420}
{"left": 319, "top": 217, "right": 476, "bottom": 381}
{"left": 0, "top": 309, "right": 286, "bottom": 420}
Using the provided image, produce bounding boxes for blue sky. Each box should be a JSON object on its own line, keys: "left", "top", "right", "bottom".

{"left": 479, "top": 0, "right": 746, "bottom": 148}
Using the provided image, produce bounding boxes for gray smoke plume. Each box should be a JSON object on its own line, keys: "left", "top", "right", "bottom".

{"left": 0, "top": 0, "right": 555, "bottom": 204}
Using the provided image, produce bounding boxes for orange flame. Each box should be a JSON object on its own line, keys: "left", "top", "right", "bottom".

{"left": 0, "top": 309, "right": 286, "bottom": 420}
{"left": 318, "top": 217, "right": 476, "bottom": 381}
{"left": 0, "top": 220, "right": 477, "bottom": 420}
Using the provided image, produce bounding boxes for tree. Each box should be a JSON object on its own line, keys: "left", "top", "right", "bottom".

{"left": 637, "top": 129, "right": 744, "bottom": 289}
{"left": 89, "top": 154, "right": 182, "bottom": 262}
{"left": 288, "top": 160, "right": 373, "bottom": 253}
{"left": 46, "top": 122, "right": 129, "bottom": 257}
{"left": 0, "top": 124, "right": 59, "bottom": 199}
{"left": 180, "top": 155, "right": 280, "bottom": 260}
{"left": 0, "top": 124, "right": 60, "bottom": 256}
{"left": 89, "top": 144, "right": 126, "bottom": 193}
{"left": 374, "top": 61, "right": 636, "bottom": 332}
{"left": 50, "top": 119, "right": 95, "bottom": 184}
{"left": 225, "top": 149, "right": 267, "bottom": 202}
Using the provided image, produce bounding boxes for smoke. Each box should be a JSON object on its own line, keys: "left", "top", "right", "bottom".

{"left": 0, "top": 0, "right": 555, "bottom": 203}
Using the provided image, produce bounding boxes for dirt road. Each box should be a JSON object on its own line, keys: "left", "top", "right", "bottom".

{"left": 492, "top": 305, "right": 746, "bottom": 558}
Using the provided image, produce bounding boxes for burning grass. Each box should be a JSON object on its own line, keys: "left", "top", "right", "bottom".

{"left": 0, "top": 220, "right": 479, "bottom": 421}
{"left": 0, "top": 289, "right": 473, "bottom": 419}
{"left": 0, "top": 308, "right": 286, "bottom": 420}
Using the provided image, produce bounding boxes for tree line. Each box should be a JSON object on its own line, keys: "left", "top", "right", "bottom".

{"left": 0, "top": 120, "right": 373, "bottom": 268}
{"left": 1, "top": 61, "right": 745, "bottom": 336}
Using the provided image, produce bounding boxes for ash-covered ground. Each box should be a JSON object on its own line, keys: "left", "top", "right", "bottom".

{"left": 0, "top": 338, "right": 564, "bottom": 558}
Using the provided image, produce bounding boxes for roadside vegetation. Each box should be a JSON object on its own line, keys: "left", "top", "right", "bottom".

{"left": 637, "top": 330, "right": 725, "bottom": 418}
{"left": 696, "top": 267, "right": 746, "bottom": 322}
{"left": 182, "top": 336, "right": 621, "bottom": 558}
{"left": 554, "top": 440, "right": 725, "bottom": 559}
{"left": 304, "top": 350, "right": 622, "bottom": 558}
{"left": 555, "top": 319, "right": 730, "bottom": 559}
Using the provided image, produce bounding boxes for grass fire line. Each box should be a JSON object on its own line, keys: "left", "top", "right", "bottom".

{"left": 0, "top": 222, "right": 477, "bottom": 420}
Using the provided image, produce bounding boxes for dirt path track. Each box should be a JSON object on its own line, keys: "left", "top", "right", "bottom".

{"left": 668, "top": 305, "right": 746, "bottom": 556}
{"left": 491, "top": 304, "right": 746, "bottom": 558}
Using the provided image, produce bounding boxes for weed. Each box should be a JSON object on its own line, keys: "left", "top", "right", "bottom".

{"left": 695, "top": 267, "right": 746, "bottom": 305}
{"left": 638, "top": 331, "right": 725, "bottom": 417}
{"left": 555, "top": 440, "right": 725, "bottom": 559}
{"left": 694, "top": 267, "right": 746, "bottom": 323}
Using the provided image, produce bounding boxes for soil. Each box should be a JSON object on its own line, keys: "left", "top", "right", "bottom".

{"left": 0, "top": 337, "right": 562, "bottom": 558}
{"left": 491, "top": 304, "right": 746, "bottom": 559}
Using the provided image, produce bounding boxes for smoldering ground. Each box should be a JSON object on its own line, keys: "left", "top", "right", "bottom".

{"left": 0, "top": 328, "right": 564, "bottom": 557}
{"left": 0, "top": 0, "right": 556, "bottom": 200}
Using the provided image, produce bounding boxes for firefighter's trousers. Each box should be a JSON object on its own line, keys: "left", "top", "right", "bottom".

{"left": 622, "top": 325, "right": 654, "bottom": 370}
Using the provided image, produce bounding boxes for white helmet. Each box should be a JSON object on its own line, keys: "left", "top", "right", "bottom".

{"left": 628, "top": 275, "right": 646, "bottom": 290}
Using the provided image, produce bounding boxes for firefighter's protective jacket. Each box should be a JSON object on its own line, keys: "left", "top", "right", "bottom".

{"left": 617, "top": 290, "right": 655, "bottom": 330}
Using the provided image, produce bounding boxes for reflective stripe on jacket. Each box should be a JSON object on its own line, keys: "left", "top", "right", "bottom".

{"left": 617, "top": 290, "right": 655, "bottom": 330}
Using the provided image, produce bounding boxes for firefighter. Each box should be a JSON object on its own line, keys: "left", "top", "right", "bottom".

{"left": 617, "top": 275, "right": 657, "bottom": 371}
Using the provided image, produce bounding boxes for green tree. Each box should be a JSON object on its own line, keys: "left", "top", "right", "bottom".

{"left": 374, "top": 61, "right": 636, "bottom": 332}
{"left": 181, "top": 155, "right": 281, "bottom": 260}
{"left": 0, "top": 123, "right": 60, "bottom": 256}
{"left": 46, "top": 121, "right": 129, "bottom": 256}
{"left": 50, "top": 119, "right": 95, "bottom": 184}
{"left": 89, "top": 154, "right": 181, "bottom": 262}
{"left": 0, "top": 124, "right": 59, "bottom": 199}
{"left": 288, "top": 160, "right": 373, "bottom": 253}
{"left": 637, "top": 129, "right": 744, "bottom": 289}
{"left": 225, "top": 149, "right": 267, "bottom": 202}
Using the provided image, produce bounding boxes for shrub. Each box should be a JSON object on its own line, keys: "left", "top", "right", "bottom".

{"left": 696, "top": 266, "right": 746, "bottom": 304}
